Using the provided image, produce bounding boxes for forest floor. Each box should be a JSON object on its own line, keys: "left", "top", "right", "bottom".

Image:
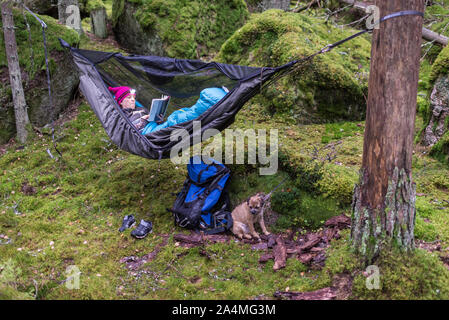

{"left": 2, "top": 15, "right": 449, "bottom": 299}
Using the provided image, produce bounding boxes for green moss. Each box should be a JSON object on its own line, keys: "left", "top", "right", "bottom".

{"left": 79, "top": 0, "right": 106, "bottom": 15}
{"left": 321, "top": 121, "right": 364, "bottom": 144}
{"left": 0, "top": 8, "right": 79, "bottom": 78}
{"left": 352, "top": 247, "right": 449, "bottom": 299}
{"left": 0, "top": 259, "right": 34, "bottom": 300}
{"left": 218, "top": 9, "right": 371, "bottom": 123}
{"left": 430, "top": 45, "right": 449, "bottom": 84}
{"left": 415, "top": 215, "right": 439, "bottom": 242}
{"left": 430, "top": 131, "right": 449, "bottom": 164}
{"left": 317, "top": 163, "right": 358, "bottom": 207}
{"left": 272, "top": 188, "right": 343, "bottom": 230}
{"left": 87, "top": 0, "right": 106, "bottom": 12}
{"left": 321, "top": 231, "right": 449, "bottom": 299}
{"left": 112, "top": 0, "right": 125, "bottom": 27}
{"left": 416, "top": 95, "right": 431, "bottom": 124}
{"left": 114, "top": 0, "right": 249, "bottom": 59}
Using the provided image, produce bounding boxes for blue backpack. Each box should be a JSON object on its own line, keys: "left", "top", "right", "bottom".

{"left": 169, "top": 156, "right": 233, "bottom": 234}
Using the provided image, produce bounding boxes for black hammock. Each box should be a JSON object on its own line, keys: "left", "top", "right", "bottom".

{"left": 59, "top": 38, "right": 296, "bottom": 160}
{"left": 57, "top": 10, "right": 423, "bottom": 160}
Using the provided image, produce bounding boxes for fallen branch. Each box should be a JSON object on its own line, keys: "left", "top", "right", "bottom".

{"left": 273, "top": 235, "right": 287, "bottom": 271}
{"left": 336, "top": 0, "right": 448, "bottom": 46}
{"left": 291, "top": 0, "right": 322, "bottom": 13}
{"left": 274, "top": 287, "right": 337, "bottom": 300}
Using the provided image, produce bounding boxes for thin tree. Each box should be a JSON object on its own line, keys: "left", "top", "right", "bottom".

{"left": 351, "top": 0, "right": 425, "bottom": 261}
{"left": 1, "top": 0, "right": 30, "bottom": 143}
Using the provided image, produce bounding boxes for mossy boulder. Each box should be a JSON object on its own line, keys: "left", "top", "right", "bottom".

{"left": 217, "top": 9, "right": 371, "bottom": 123}
{"left": 421, "top": 2, "right": 449, "bottom": 63}
{"left": 0, "top": 9, "right": 80, "bottom": 144}
{"left": 111, "top": 0, "right": 249, "bottom": 58}
{"left": 421, "top": 46, "right": 449, "bottom": 163}
{"left": 23, "top": 0, "right": 58, "bottom": 16}
{"left": 80, "top": 0, "right": 107, "bottom": 14}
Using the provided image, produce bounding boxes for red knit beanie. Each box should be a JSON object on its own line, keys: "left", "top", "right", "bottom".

{"left": 108, "top": 86, "right": 135, "bottom": 105}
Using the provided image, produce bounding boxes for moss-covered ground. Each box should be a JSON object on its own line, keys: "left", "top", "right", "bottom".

{"left": 2, "top": 3, "right": 449, "bottom": 300}
{"left": 112, "top": 0, "right": 249, "bottom": 59}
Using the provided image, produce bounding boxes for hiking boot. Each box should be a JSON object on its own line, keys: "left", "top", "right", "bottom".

{"left": 131, "top": 220, "right": 153, "bottom": 239}
{"left": 119, "top": 214, "right": 136, "bottom": 232}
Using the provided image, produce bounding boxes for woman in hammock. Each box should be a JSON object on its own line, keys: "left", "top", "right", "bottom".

{"left": 108, "top": 86, "right": 164, "bottom": 132}
{"left": 108, "top": 86, "right": 228, "bottom": 134}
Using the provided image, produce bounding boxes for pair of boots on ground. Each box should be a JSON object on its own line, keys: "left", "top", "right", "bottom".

{"left": 119, "top": 215, "right": 152, "bottom": 239}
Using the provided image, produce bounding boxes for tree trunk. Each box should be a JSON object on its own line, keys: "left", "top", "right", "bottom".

{"left": 58, "top": 0, "right": 83, "bottom": 35}
{"left": 351, "top": 0, "right": 424, "bottom": 261}
{"left": 90, "top": 7, "right": 107, "bottom": 39}
{"left": 1, "top": 0, "right": 30, "bottom": 143}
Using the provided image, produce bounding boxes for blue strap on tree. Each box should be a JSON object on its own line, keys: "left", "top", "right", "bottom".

{"left": 22, "top": 4, "right": 62, "bottom": 159}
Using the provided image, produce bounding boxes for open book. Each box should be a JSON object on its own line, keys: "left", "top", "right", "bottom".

{"left": 148, "top": 95, "right": 170, "bottom": 122}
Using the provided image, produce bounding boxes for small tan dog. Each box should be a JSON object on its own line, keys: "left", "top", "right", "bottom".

{"left": 231, "top": 192, "right": 270, "bottom": 240}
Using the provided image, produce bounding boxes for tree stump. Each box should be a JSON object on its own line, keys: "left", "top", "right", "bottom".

{"left": 90, "top": 6, "right": 107, "bottom": 39}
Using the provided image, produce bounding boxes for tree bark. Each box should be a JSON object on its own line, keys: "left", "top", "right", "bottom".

{"left": 351, "top": 0, "right": 424, "bottom": 261}
{"left": 337, "top": 0, "right": 448, "bottom": 46}
{"left": 58, "top": 0, "right": 83, "bottom": 35}
{"left": 1, "top": 0, "right": 30, "bottom": 143}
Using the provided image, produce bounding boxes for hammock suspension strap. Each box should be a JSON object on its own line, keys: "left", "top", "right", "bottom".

{"left": 22, "top": 4, "right": 62, "bottom": 159}
{"left": 262, "top": 10, "right": 424, "bottom": 90}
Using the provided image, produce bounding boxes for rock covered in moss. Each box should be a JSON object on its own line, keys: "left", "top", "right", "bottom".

{"left": 0, "top": 9, "right": 80, "bottom": 144}
{"left": 430, "top": 45, "right": 449, "bottom": 84}
{"left": 80, "top": 0, "right": 106, "bottom": 14}
{"left": 421, "top": 46, "right": 449, "bottom": 163}
{"left": 111, "top": 0, "right": 249, "bottom": 58}
{"left": 217, "top": 9, "right": 371, "bottom": 123}
{"left": 422, "top": 75, "right": 449, "bottom": 147}
{"left": 23, "top": 0, "right": 58, "bottom": 16}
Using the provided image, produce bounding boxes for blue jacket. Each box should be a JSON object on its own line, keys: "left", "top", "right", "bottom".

{"left": 141, "top": 87, "right": 227, "bottom": 135}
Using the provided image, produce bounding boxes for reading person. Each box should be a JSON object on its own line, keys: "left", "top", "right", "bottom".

{"left": 108, "top": 86, "right": 164, "bottom": 132}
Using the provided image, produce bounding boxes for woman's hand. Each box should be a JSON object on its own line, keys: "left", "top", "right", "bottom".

{"left": 141, "top": 115, "right": 150, "bottom": 120}
{"left": 156, "top": 114, "right": 165, "bottom": 124}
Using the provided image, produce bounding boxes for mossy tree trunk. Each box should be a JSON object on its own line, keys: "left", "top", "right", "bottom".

{"left": 351, "top": 0, "right": 424, "bottom": 261}
{"left": 1, "top": 0, "right": 30, "bottom": 143}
